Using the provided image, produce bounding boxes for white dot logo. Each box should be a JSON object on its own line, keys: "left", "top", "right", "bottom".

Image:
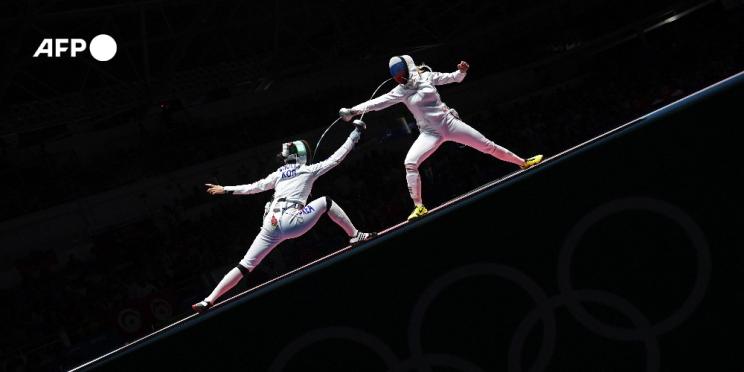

{"left": 89, "top": 34, "right": 117, "bottom": 62}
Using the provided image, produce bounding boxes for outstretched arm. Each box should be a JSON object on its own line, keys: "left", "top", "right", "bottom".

{"left": 305, "top": 127, "right": 363, "bottom": 177}
{"left": 206, "top": 172, "right": 279, "bottom": 196}
{"left": 429, "top": 60, "right": 469, "bottom": 86}
{"left": 340, "top": 87, "right": 406, "bottom": 121}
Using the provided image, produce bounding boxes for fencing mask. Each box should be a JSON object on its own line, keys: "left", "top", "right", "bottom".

{"left": 279, "top": 140, "right": 312, "bottom": 165}
{"left": 389, "top": 55, "right": 419, "bottom": 89}
{"left": 389, "top": 56, "right": 409, "bottom": 85}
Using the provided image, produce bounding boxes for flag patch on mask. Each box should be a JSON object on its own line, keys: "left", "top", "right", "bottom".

{"left": 389, "top": 57, "right": 408, "bottom": 84}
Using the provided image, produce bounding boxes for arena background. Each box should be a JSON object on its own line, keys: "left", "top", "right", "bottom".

{"left": 0, "top": 0, "right": 742, "bottom": 370}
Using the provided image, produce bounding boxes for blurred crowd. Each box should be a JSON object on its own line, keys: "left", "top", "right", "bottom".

{"left": 1, "top": 5, "right": 742, "bottom": 371}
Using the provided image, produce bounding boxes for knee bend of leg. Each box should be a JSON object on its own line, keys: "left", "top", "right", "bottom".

{"left": 237, "top": 264, "right": 251, "bottom": 276}
{"left": 404, "top": 162, "right": 418, "bottom": 173}
{"left": 324, "top": 196, "right": 333, "bottom": 211}
{"left": 486, "top": 141, "right": 502, "bottom": 152}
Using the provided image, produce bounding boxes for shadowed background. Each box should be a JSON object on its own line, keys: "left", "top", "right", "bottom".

{"left": 0, "top": 0, "right": 742, "bottom": 370}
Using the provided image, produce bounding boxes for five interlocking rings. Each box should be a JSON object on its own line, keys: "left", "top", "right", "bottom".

{"left": 270, "top": 197, "right": 711, "bottom": 372}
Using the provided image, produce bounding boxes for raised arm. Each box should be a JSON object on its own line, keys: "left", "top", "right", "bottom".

{"left": 206, "top": 172, "right": 279, "bottom": 196}
{"left": 305, "top": 127, "right": 363, "bottom": 177}
{"left": 429, "top": 60, "right": 469, "bottom": 86}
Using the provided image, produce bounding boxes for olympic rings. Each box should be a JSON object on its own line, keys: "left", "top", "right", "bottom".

{"left": 269, "top": 198, "right": 710, "bottom": 372}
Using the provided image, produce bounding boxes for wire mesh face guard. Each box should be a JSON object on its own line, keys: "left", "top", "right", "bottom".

{"left": 280, "top": 140, "right": 310, "bottom": 165}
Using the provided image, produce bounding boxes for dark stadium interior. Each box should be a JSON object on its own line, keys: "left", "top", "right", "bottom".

{"left": 0, "top": 0, "right": 742, "bottom": 370}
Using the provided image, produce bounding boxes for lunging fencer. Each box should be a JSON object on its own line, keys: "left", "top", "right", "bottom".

{"left": 192, "top": 122, "right": 376, "bottom": 313}
{"left": 340, "top": 55, "right": 543, "bottom": 220}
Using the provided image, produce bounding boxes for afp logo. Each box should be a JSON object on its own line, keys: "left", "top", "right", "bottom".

{"left": 33, "top": 34, "right": 117, "bottom": 62}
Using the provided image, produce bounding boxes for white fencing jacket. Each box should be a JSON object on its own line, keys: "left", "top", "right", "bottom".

{"left": 224, "top": 132, "right": 357, "bottom": 205}
{"left": 352, "top": 55, "right": 466, "bottom": 135}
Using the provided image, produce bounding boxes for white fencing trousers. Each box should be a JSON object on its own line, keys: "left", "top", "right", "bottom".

{"left": 204, "top": 197, "right": 358, "bottom": 304}
{"left": 404, "top": 117, "right": 524, "bottom": 206}
{"left": 240, "top": 196, "right": 358, "bottom": 269}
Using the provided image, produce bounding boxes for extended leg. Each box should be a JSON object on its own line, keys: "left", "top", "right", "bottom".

{"left": 202, "top": 265, "right": 249, "bottom": 306}
{"left": 193, "top": 228, "right": 281, "bottom": 312}
{"left": 446, "top": 119, "right": 525, "bottom": 165}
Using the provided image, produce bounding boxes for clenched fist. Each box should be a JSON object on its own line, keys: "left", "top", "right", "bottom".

{"left": 339, "top": 108, "right": 358, "bottom": 122}
{"left": 457, "top": 61, "right": 470, "bottom": 73}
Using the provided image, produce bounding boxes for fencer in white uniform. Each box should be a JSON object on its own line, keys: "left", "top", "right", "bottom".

{"left": 192, "top": 124, "right": 375, "bottom": 313}
{"left": 340, "top": 55, "right": 543, "bottom": 220}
